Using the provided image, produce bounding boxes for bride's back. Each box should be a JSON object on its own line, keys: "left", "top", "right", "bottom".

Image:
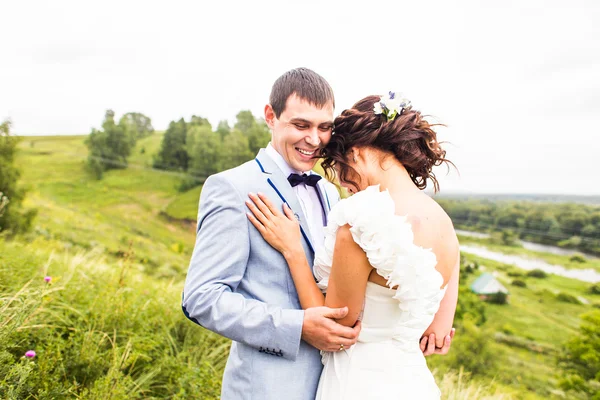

{"left": 368, "top": 189, "right": 458, "bottom": 289}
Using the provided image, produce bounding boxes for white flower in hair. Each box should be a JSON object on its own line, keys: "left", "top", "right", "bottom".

{"left": 373, "top": 91, "right": 412, "bottom": 121}
{"left": 373, "top": 102, "right": 383, "bottom": 115}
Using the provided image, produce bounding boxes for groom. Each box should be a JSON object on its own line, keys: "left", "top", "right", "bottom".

{"left": 182, "top": 68, "right": 355, "bottom": 400}
{"left": 182, "top": 68, "right": 454, "bottom": 400}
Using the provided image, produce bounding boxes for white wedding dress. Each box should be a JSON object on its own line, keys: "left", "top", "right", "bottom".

{"left": 313, "top": 186, "right": 447, "bottom": 400}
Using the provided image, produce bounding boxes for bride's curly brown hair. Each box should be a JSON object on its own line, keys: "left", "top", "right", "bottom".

{"left": 321, "top": 95, "right": 453, "bottom": 193}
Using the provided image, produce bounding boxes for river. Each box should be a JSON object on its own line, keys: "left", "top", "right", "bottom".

{"left": 459, "top": 244, "right": 600, "bottom": 283}
{"left": 455, "top": 229, "right": 597, "bottom": 259}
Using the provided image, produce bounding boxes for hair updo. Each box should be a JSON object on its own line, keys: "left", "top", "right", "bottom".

{"left": 321, "top": 95, "right": 452, "bottom": 192}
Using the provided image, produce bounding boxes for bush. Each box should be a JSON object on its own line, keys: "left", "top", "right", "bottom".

{"left": 556, "top": 292, "right": 582, "bottom": 304}
{"left": 486, "top": 291, "right": 508, "bottom": 305}
{"left": 507, "top": 271, "right": 523, "bottom": 277}
{"left": 588, "top": 284, "right": 600, "bottom": 295}
{"left": 527, "top": 269, "right": 548, "bottom": 279}
{"left": 536, "top": 288, "right": 556, "bottom": 303}
{"left": 570, "top": 254, "right": 587, "bottom": 263}
{"left": 437, "top": 320, "right": 499, "bottom": 377}
{"left": 511, "top": 279, "right": 527, "bottom": 288}
{"left": 558, "top": 311, "right": 600, "bottom": 398}
{"left": 455, "top": 286, "right": 487, "bottom": 326}
{"left": 0, "top": 120, "right": 37, "bottom": 234}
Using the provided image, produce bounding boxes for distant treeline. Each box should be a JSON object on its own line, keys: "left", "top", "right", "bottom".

{"left": 437, "top": 198, "right": 600, "bottom": 255}
{"left": 85, "top": 110, "right": 270, "bottom": 190}
{"left": 152, "top": 111, "right": 269, "bottom": 190}
{"left": 439, "top": 193, "right": 600, "bottom": 206}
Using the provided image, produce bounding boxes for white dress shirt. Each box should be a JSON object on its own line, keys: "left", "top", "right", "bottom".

{"left": 265, "top": 143, "right": 326, "bottom": 252}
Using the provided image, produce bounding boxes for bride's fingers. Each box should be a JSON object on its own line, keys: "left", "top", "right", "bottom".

{"left": 249, "top": 193, "right": 274, "bottom": 219}
{"left": 423, "top": 333, "right": 435, "bottom": 356}
{"left": 419, "top": 336, "right": 428, "bottom": 353}
{"left": 245, "top": 199, "right": 270, "bottom": 227}
{"left": 282, "top": 203, "right": 297, "bottom": 221}
{"left": 257, "top": 192, "right": 280, "bottom": 216}
{"left": 436, "top": 335, "right": 452, "bottom": 355}
{"left": 246, "top": 212, "right": 266, "bottom": 234}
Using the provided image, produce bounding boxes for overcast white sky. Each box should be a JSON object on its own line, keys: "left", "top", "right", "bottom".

{"left": 1, "top": 0, "right": 599, "bottom": 195}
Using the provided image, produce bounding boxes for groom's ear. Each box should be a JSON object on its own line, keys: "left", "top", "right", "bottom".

{"left": 264, "top": 104, "right": 276, "bottom": 129}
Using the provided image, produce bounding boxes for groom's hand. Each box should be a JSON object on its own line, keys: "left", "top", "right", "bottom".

{"left": 301, "top": 306, "right": 361, "bottom": 352}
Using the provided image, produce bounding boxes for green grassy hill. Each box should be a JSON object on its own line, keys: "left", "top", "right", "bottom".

{"left": 21, "top": 134, "right": 194, "bottom": 277}
{"left": 2, "top": 135, "right": 596, "bottom": 398}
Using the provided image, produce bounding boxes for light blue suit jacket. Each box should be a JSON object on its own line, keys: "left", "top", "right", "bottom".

{"left": 182, "top": 149, "right": 340, "bottom": 400}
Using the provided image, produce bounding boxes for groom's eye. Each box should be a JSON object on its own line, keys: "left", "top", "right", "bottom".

{"left": 294, "top": 123, "right": 308, "bottom": 130}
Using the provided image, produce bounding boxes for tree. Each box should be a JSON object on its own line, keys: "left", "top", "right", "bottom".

{"left": 221, "top": 130, "right": 253, "bottom": 171}
{"left": 234, "top": 110, "right": 256, "bottom": 134}
{"left": 558, "top": 311, "right": 600, "bottom": 399}
{"left": 85, "top": 110, "right": 132, "bottom": 179}
{"left": 189, "top": 115, "right": 211, "bottom": 128}
{"left": 119, "top": 112, "right": 154, "bottom": 145}
{"left": 0, "top": 119, "right": 36, "bottom": 233}
{"left": 216, "top": 120, "right": 231, "bottom": 140}
{"left": 234, "top": 111, "right": 271, "bottom": 155}
{"left": 558, "top": 210, "right": 590, "bottom": 236}
{"left": 247, "top": 120, "right": 271, "bottom": 155}
{"left": 186, "top": 124, "right": 223, "bottom": 181}
{"left": 153, "top": 118, "right": 189, "bottom": 171}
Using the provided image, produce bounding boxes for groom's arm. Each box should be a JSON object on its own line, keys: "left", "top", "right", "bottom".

{"left": 182, "top": 174, "right": 304, "bottom": 361}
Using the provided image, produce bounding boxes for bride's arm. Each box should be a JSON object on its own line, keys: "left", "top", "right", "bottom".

{"left": 322, "top": 224, "right": 372, "bottom": 327}
{"left": 245, "top": 194, "right": 371, "bottom": 327}
{"left": 281, "top": 248, "right": 325, "bottom": 309}
{"left": 245, "top": 193, "right": 325, "bottom": 309}
{"left": 421, "top": 254, "right": 459, "bottom": 352}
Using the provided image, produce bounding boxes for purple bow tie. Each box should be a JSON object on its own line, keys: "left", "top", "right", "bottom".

{"left": 287, "top": 173, "right": 322, "bottom": 188}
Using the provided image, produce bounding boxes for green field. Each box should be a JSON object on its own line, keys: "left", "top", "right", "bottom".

{"left": 2, "top": 134, "right": 597, "bottom": 398}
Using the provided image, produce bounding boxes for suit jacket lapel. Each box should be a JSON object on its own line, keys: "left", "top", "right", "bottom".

{"left": 255, "top": 150, "right": 315, "bottom": 254}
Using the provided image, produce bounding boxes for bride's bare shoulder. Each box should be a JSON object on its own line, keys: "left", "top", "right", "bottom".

{"left": 395, "top": 192, "right": 458, "bottom": 282}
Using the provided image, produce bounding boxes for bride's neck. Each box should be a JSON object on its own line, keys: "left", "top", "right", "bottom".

{"left": 366, "top": 161, "right": 420, "bottom": 196}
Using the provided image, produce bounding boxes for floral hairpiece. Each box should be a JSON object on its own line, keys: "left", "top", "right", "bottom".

{"left": 373, "top": 91, "right": 412, "bottom": 121}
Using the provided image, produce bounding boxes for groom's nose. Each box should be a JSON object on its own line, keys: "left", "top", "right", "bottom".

{"left": 305, "top": 128, "right": 320, "bottom": 147}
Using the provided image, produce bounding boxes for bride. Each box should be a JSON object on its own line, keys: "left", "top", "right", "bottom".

{"left": 246, "top": 93, "right": 459, "bottom": 399}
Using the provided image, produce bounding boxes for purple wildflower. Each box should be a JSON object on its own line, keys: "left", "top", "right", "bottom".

{"left": 389, "top": 91, "right": 396, "bottom": 99}
{"left": 25, "top": 350, "right": 36, "bottom": 358}
{"left": 44, "top": 276, "right": 51, "bottom": 283}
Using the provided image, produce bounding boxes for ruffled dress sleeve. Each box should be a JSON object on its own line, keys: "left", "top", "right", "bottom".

{"left": 313, "top": 185, "right": 445, "bottom": 309}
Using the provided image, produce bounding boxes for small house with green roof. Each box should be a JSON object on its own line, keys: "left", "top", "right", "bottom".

{"left": 470, "top": 272, "right": 509, "bottom": 300}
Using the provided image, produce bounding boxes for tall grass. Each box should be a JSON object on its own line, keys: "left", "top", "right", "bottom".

{"left": 437, "top": 369, "right": 513, "bottom": 399}
{"left": 0, "top": 240, "right": 228, "bottom": 399}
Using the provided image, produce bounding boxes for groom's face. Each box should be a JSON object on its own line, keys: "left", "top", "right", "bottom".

{"left": 265, "top": 94, "right": 334, "bottom": 172}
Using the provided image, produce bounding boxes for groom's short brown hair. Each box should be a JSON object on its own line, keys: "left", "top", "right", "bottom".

{"left": 269, "top": 68, "right": 335, "bottom": 118}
